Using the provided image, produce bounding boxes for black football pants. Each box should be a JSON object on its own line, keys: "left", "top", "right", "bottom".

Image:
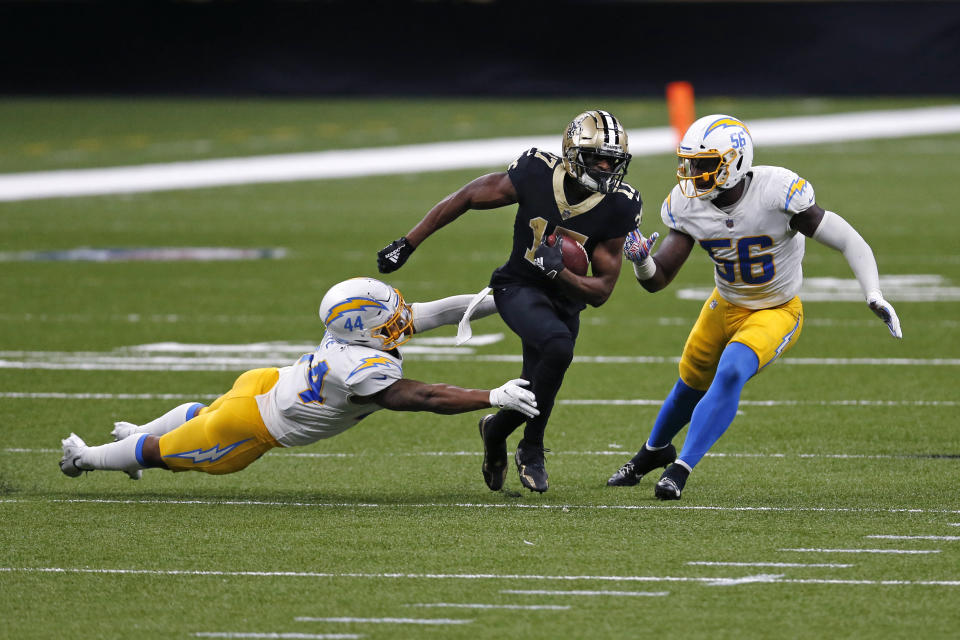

{"left": 486, "top": 284, "right": 580, "bottom": 447}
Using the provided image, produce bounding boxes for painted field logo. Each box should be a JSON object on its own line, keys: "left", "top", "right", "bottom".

{"left": 0, "top": 247, "right": 287, "bottom": 262}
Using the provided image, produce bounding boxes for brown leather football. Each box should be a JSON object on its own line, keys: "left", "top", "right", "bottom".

{"left": 547, "top": 233, "right": 589, "bottom": 276}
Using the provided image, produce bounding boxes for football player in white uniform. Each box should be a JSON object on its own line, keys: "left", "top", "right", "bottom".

{"left": 59, "top": 277, "right": 537, "bottom": 480}
{"left": 607, "top": 114, "right": 902, "bottom": 500}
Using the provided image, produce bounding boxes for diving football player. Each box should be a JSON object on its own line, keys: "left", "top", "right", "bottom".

{"left": 60, "top": 278, "right": 536, "bottom": 479}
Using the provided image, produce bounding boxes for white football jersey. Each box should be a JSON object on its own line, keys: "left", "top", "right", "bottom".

{"left": 256, "top": 334, "right": 403, "bottom": 447}
{"left": 661, "top": 165, "right": 816, "bottom": 309}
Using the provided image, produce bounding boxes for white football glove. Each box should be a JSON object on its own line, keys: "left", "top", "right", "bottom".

{"left": 623, "top": 229, "right": 659, "bottom": 264}
{"left": 489, "top": 378, "right": 539, "bottom": 418}
{"left": 867, "top": 292, "right": 903, "bottom": 339}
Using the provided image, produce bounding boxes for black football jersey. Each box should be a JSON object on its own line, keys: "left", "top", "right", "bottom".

{"left": 490, "top": 148, "right": 642, "bottom": 310}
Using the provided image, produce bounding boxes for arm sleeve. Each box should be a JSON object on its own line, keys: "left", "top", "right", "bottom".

{"left": 411, "top": 293, "right": 497, "bottom": 333}
{"left": 812, "top": 210, "right": 882, "bottom": 300}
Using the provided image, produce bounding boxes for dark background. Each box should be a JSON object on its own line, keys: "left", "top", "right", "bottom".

{"left": 1, "top": 0, "right": 958, "bottom": 96}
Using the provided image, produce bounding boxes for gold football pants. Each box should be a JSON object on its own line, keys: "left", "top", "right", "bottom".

{"left": 158, "top": 368, "right": 281, "bottom": 474}
{"left": 679, "top": 289, "right": 803, "bottom": 391}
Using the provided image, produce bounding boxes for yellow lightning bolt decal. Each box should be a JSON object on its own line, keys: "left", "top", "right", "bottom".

{"left": 348, "top": 356, "right": 401, "bottom": 379}
{"left": 324, "top": 297, "right": 387, "bottom": 324}
{"left": 704, "top": 117, "right": 751, "bottom": 136}
{"left": 785, "top": 178, "right": 807, "bottom": 210}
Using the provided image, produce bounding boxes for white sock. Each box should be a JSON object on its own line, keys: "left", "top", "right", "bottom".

{"left": 80, "top": 434, "right": 147, "bottom": 472}
{"left": 411, "top": 294, "right": 497, "bottom": 333}
{"left": 136, "top": 402, "right": 204, "bottom": 436}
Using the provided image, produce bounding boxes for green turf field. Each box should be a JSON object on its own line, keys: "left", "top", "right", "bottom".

{"left": 1, "top": 97, "right": 958, "bottom": 639}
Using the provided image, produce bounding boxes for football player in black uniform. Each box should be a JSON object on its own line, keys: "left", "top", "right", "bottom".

{"left": 377, "top": 110, "right": 642, "bottom": 493}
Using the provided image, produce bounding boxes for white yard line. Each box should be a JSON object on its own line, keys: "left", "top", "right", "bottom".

{"left": 780, "top": 548, "right": 941, "bottom": 555}
{"left": 687, "top": 562, "right": 853, "bottom": 568}
{"left": 2, "top": 497, "right": 958, "bottom": 515}
{"left": 5, "top": 447, "right": 957, "bottom": 462}
{"left": 3, "top": 105, "right": 957, "bottom": 202}
{"left": 408, "top": 603, "right": 570, "bottom": 611}
{"left": 560, "top": 399, "right": 958, "bottom": 407}
{"left": 196, "top": 635, "right": 362, "bottom": 639}
{"left": 501, "top": 589, "right": 669, "bottom": 597}
{"left": 3, "top": 566, "right": 959, "bottom": 587}
{"left": 294, "top": 617, "right": 469, "bottom": 625}
{"left": 0, "top": 392, "right": 220, "bottom": 400}
{"left": 0, "top": 391, "right": 955, "bottom": 408}
{"left": 1, "top": 355, "right": 958, "bottom": 371}
{"left": 866, "top": 535, "right": 960, "bottom": 541}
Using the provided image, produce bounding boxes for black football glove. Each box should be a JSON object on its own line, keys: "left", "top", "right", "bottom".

{"left": 377, "top": 237, "right": 415, "bottom": 273}
{"left": 533, "top": 235, "right": 565, "bottom": 280}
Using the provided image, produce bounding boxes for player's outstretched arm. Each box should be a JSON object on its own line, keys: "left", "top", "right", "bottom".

{"left": 627, "top": 228, "right": 694, "bottom": 293}
{"left": 794, "top": 204, "right": 903, "bottom": 339}
{"left": 364, "top": 377, "right": 538, "bottom": 418}
{"left": 410, "top": 292, "right": 497, "bottom": 334}
{"left": 377, "top": 172, "right": 518, "bottom": 273}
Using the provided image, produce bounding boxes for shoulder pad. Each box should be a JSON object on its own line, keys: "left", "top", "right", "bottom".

{"left": 508, "top": 147, "right": 562, "bottom": 172}
{"left": 612, "top": 181, "right": 642, "bottom": 204}
{"left": 660, "top": 187, "right": 685, "bottom": 230}
{"left": 756, "top": 166, "right": 815, "bottom": 213}
{"left": 345, "top": 352, "right": 402, "bottom": 382}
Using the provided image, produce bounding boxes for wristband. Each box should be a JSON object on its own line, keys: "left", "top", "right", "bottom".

{"left": 633, "top": 256, "right": 657, "bottom": 281}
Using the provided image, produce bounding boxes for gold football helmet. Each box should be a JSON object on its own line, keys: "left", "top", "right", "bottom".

{"left": 562, "top": 110, "right": 632, "bottom": 193}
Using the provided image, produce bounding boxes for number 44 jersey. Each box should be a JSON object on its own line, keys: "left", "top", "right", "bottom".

{"left": 661, "top": 165, "right": 817, "bottom": 310}
{"left": 255, "top": 334, "right": 403, "bottom": 447}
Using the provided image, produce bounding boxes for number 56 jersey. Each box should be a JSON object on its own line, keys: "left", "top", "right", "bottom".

{"left": 661, "top": 166, "right": 816, "bottom": 310}
{"left": 255, "top": 334, "right": 403, "bottom": 447}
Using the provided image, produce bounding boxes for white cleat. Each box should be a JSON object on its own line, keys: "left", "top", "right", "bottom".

{"left": 124, "top": 468, "right": 143, "bottom": 481}
{"left": 111, "top": 421, "right": 141, "bottom": 441}
{"left": 60, "top": 433, "right": 91, "bottom": 478}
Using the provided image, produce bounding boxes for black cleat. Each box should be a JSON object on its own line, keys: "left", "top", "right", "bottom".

{"left": 607, "top": 444, "right": 677, "bottom": 487}
{"left": 515, "top": 439, "right": 549, "bottom": 493}
{"left": 654, "top": 463, "right": 690, "bottom": 500}
{"left": 478, "top": 414, "right": 508, "bottom": 491}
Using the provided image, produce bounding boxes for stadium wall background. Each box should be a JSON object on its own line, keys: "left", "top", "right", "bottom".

{"left": 1, "top": 0, "right": 958, "bottom": 97}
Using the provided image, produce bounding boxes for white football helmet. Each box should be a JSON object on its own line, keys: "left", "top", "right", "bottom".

{"left": 319, "top": 277, "right": 413, "bottom": 351}
{"left": 676, "top": 114, "right": 754, "bottom": 200}
{"left": 562, "top": 109, "right": 632, "bottom": 194}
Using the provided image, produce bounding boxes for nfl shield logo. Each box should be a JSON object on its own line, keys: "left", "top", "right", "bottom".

{"left": 725, "top": 218, "right": 734, "bottom": 228}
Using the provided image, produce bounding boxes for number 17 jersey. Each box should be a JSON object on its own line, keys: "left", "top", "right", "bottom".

{"left": 490, "top": 147, "right": 641, "bottom": 311}
{"left": 661, "top": 165, "right": 816, "bottom": 310}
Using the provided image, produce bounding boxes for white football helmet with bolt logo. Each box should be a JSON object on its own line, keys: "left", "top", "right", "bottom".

{"left": 676, "top": 114, "right": 754, "bottom": 201}
{"left": 562, "top": 109, "right": 632, "bottom": 194}
{"left": 319, "top": 277, "right": 413, "bottom": 351}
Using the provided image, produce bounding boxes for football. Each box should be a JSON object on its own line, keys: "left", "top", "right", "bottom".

{"left": 547, "top": 233, "right": 589, "bottom": 276}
